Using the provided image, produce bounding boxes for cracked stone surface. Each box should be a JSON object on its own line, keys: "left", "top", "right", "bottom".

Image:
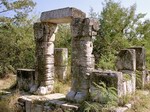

{"left": 66, "top": 18, "right": 99, "bottom": 103}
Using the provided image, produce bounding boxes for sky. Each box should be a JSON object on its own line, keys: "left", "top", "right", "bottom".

{"left": 32, "top": 0, "right": 150, "bottom": 19}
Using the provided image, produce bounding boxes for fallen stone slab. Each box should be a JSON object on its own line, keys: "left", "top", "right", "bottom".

{"left": 18, "top": 93, "right": 80, "bottom": 112}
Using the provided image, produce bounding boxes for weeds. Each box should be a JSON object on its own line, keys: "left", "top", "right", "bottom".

{"left": 53, "top": 79, "right": 70, "bottom": 94}
{"left": 81, "top": 82, "right": 118, "bottom": 112}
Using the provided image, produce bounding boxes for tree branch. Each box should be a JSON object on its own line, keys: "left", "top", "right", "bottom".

{"left": 0, "top": 9, "right": 12, "bottom": 14}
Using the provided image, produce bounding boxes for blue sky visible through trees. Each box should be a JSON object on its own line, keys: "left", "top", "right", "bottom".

{"left": 32, "top": 0, "right": 150, "bottom": 19}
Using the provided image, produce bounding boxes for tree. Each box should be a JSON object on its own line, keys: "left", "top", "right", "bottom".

{"left": 0, "top": 0, "right": 36, "bottom": 77}
{"left": 0, "top": 0, "right": 35, "bottom": 23}
{"left": 93, "top": 0, "right": 147, "bottom": 69}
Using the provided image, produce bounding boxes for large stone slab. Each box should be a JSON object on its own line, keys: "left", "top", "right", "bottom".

{"left": 40, "top": 7, "right": 86, "bottom": 23}
{"left": 18, "top": 93, "right": 80, "bottom": 112}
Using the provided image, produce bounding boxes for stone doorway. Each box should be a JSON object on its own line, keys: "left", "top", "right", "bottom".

{"left": 32, "top": 7, "right": 99, "bottom": 103}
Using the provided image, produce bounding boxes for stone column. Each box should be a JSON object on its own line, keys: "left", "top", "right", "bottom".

{"left": 116, "top": 49, "right": 136, "bottom": 95}
{"left": 54, "top": 48, "right": 68, "bottom": 80}
{"left": 66, "top": 18, "right": 99, "bottom": 103}
{"left": 33, "top": 22, "right": 58, "bottom": 95}
{"left": 129, "top": 47, "right": 146, "bottom": 88}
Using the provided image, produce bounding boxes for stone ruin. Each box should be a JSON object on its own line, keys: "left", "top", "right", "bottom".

{"left": 17, "top": 7, "right": 150, "bottom": 112}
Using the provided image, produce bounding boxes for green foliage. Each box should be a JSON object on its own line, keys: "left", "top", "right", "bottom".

{"left": 0, "top": 19, "right": 35, "bottom": 72}
{"left": 80, "top": 82, "right": 118, "bottom": 112}
{"left": 93, "top": 0, "right": 149, "bottom": 69}
{"left": 92, "top": 82, "right": 118, "bottom": 105}
{"left": 55, "top": 24, "right": 71, "bottom": 54}
{"left": 0, "top": 0, "right": 36, "bottom": 77}
{"left": 118, "top": 94, "right": 132, "bottom": 107}
{"left": 123, "top": 74, "right": 131, "bottom": 81}
{"left": 55, "top": 24, "right": 72, "bottom": 64}
{"left": 96, "top": 52, "right": 116, "bottom": 70}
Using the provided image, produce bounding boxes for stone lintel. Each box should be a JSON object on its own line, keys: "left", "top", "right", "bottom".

{"left": 40, "top": 7, "right": 86, "bottom": 23}
{"left": 17, "top": 68, "right": 35, "bottom": 72}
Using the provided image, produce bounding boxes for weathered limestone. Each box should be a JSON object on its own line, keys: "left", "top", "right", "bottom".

{"left": 54, "top": 48, "right": 68, "bottom": 80}
{"left": 33, "top": 22, "right": 58, "bottom": 95}
{"left": 18, "top": 93, "right": 80, "bottom": 112}
{"left": 90, "top": 70, "right": 123, "bottom": 102}
{"left": 129, "top": 47, "right": 146, "bottom": 70}
{"left": 29, "top": 7, "right": 86, "bottom": 95}
{"left": 116, "top": 49, "right": 136, "bottom": 94}
{"left": 129, "top": 47, "right": 147, "bottom": 88}
{"left": 17, "top": 69, "right": 35, "bottom": 91}
{"left": 40, "top": 7, "right": 86, "bottom": 23}
{"left": 116, "top": 49, "right": 136, "bottom": 71}
{"left": 66, "top": 18, "right": 99, "bottom": 103}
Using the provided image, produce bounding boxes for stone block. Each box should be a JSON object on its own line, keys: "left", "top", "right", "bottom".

{"left": 44, "top": 42, "right": 54, "bottom": 55}
{"left": 116, "top": 49, "right": 136, "bottom": 71}
{"left": 126, "top": 80, "right": 132, "bottom": 94}
{"left": 45, "top": 56, "right": 54, "bottom": 64}
{"left": 72, "top": 40, "right": 93, "bottom": 56}
{"left": 54, "top": 48, "right": 68, "bottom": 66}
{"left": 25, "top": 100, "right": 32, "bottom": 112}
{"left": 17, "top": 69, "right": 35, "bottom": 91}
{"left": 36, "top": 42, "right": 54, "bottom": 56}
{"left": 90, "top": 70, "right": 124, "bottom": 101}
{"left": 41, "top": 80, "right": 54, "bottom": 86}
{"left": 71, "top": 55, "right": 95, "bottom": 67}
{"left": 122, "top": 82, "right": 127, "bottom": 96}
{"left": 55, "top": 66, "right": 67, "bottom": 80}
{"left": 34, "top": 104, "right": 43, "bottom": 112}
{"left": 121, "top": 70, "right": 136, "bottom": 93}
{"left": 71, "top": 18, "right": 99, "bottom": 37}
{"left": 129, "top": 46, "right": 146, "bottom": 70}
{"left": 40, "top": 7, "right": 86, "bottom": 23}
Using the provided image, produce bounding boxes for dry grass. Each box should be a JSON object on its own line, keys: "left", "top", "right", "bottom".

{"left": 53, "top": 79, "right": 71, "bottom": 94}
{"left": 0, "top": 91, "right": 21, "bottom": 112}
{"left": 126, "top": 90, "right": 150, "bottom": 112}
{"left": 0, "top": 73, "right": 16, "bottom": 90}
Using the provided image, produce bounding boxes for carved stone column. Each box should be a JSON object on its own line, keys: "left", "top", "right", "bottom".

{"left": 33, "top": 22, "right": 57, "bottom": 95}
{"left": 66, "top": 18, "right": 99, "bottom": 103}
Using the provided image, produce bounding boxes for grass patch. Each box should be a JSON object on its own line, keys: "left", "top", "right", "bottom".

{"left": 127, "top": 83, "right": 150, "bottom": 112}
{"left": 53, "top": 79, "right": 70, "bottom": 94}
{"left": 126, "top": 90, "right": 150, "bottom": 112}
{"left": 0, "top": 91, "right": 20, "bottom": 112}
